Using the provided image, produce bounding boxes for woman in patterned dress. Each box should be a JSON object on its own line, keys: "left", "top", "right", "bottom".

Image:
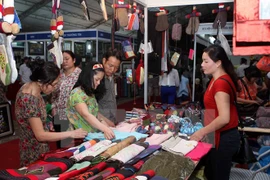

{"left": 67, "top": 61, "right": 115, "bottom": 140}
{"left": 51, "top": 51, "right": 82, "bottom": 147}
{"left": 15, "top": 60, "right": 87, "bottom": 167}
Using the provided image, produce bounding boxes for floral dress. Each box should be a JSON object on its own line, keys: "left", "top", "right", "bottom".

{"left": 52, "top": 67, "right": 81, "bottom": 121}
{"left": 66, "top": 87, "right": 99, "bottom": 133}
{"left": 15, "top": 89, "right": 49, "bottom": 167}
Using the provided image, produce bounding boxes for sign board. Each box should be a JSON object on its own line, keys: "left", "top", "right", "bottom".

{"left": 196, "top": 22, "right": 233, "bottom": 35}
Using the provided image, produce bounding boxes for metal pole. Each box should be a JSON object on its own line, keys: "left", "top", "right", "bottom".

{"left": 144, "top": 7, "right": 148, "bottom": 105}
{"left": 192, "top": 35, "right": 197, "bottom": 102}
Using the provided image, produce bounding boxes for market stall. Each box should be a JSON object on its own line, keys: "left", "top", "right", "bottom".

{"left": 134, "top": 0, "right": 234, "bottom": 104}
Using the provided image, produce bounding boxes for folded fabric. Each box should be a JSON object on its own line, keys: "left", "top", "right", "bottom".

{"left": 185, "top": 142, "right": 212, "bottom": 161}
{"left": 70, "top": 162, "right": 107, "bottom": 180}
{"left": 86, "top": 160, "right": 122, "bottom": 180}
{"left": 126, "top": 145, "right": 161, "bottom": 165}
{"left": 145, "top": 134, "right": 172, "bottom": 145}
{"left": 169, "top": 139, "right": 198, "bottom": 155}
{"left": 124, "top": 169, "right": 155, "bottom": 180}
{"left": 114, "top": 122, "right": 139, "bottom": 132}
{"left": 91, "top": 136, "right": 136, "bottom": 165}
{"left": 85, "top": 130, "right": 148, "bottom": 141}
{"left": 66, "top": 161, "right": 91, "bottom": 172}
{"left": 0, "top": 157, "right": 74, "bottom": 180}
{"left": 161, "top": 136, "right": 183, "bottom": 155}
{"left": 73, "top": 139, "right": 100, "bottom": 155}
{"left": 72, "top": 140, "right": 114, "bottom": 162}
{"left": 42, "top": 150, "right": 74, "bottom": 161}
{"left": 137, "top": 151, "right": 195, "bottom": 180}
{"left": 161, "top": 136, "right": 181, "bottom": 151}
{"left": 111, "top": 144, "right": 145, "bottom": 163}
{"left": 58, "top": 165, "right": 90, "bottom": 180}
{"left": 104, "top": 158, "right": 149, "bottom": 180}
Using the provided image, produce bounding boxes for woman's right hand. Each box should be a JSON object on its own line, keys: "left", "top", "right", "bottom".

{"left": 103, "top": 127, "right": 115, "bottom": 140}
{"left": 70, "top": 128, "right": 88, "bottom": 139}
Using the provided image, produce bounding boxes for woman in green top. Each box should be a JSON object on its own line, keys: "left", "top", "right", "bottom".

{"left": 67, "top": 61, "right": 115, "bottom": 140}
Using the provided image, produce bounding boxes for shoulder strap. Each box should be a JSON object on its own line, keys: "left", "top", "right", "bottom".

{"left": 220, "top": 78, "right": 243, "bottom": 128}
{"left": 240, "top": 78, "right": 252, "bottom": 100}
{"left": 219, "top": 78, "right": 236, "bottom": 102}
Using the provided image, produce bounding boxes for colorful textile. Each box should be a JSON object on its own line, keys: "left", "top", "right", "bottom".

{"left": 104, "top": 158, "right": 149, "bottom": 180}
{"left": 0, "top": 157, "right": 74, "bottom": 180}
{"left": 85, "top": 130, "right": 148, "bottom": 141}
{"left": 126, "top": 145, "right": 161, "bottom": 165}
{"left": 67, "top": 87, "right": 99, "bottom": 132}
{"left": 87, "top": 160, "right": 122, "bottom": 180}
{"left": 124, "top": 169, "right": 155, "bottom": 180}
{"left": 42, "top": 150, "right": 73, "bottom": 161}
{"left": 185, "top": 142, "right": 212, "bottom": 161}
{"left": 137, "top": 151, "right": 195, "bottom": 180}
{"left": 72, "top": 140, "right": 114, "bottom": 162}
{"left": 58, "top": 165, "right": 90, "bottom": 180}
{"left": 111, "top": 144, "right": 146, "bottom": 163}
{"left": 15, "top": 88, "right": 50, "bottom": 167}
{"left": 91, "top": 136, "right": 136, "bottom": 165}
{"left": 114, "top": 122, "right": 139, "bottom": 132}
{"left": 169, "top": 139, "right": 198, "bottom": 155}
{"left": 51, "top": 67, "right": 81, "bottom": 121}
{"left": 145, "top": 134, "right": 172, "bottom": 145}
{"left": 70, "top": 162, "right": 107, "bottom": 180}
{"left": 73, "top": 139, "right": 100, "bottom": 155}
{"left": 161, "top": 136, "right": 182, "bottom": 153}
{"left": 66, "top": 161, "right": 91, "bottom": 172}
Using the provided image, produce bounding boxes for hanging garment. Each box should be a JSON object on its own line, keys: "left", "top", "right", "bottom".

{"left": 171, "top": 23, "right": 182, "bottom": 41}
{"left": 233, "top": 0, "right": 270, "bottom": 55}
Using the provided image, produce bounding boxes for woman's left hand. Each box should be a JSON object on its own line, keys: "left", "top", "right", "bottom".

{"left": 190, "top": 129, "right": 205, "bottom": 141}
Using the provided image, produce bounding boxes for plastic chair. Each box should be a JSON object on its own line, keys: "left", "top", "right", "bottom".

{"left": 230, "top": 146, "right": 270, "bottom": 180}
{"left": 250, "top": 146, "right": 270, "bottom": 174}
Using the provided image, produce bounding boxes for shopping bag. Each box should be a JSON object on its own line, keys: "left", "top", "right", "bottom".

{"left": 256, "top": 56, "right": 270, "bottom": 72}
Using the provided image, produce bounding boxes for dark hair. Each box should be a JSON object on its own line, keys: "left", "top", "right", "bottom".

{"left": 29, "top": 60, "right": 60, "bottom": 84}
{"left": 74, "top": 55, "right": 82, "bottom": 67}
{"left": 203, "top": 45, "right": 239, "bottom": 91}
{"left": 244, "top": 66, "right": 261, "bottom": 81}
{"left": 103, "top": 48, "right": 122, "bottom": 62}
{"left": 240, "top": 58, "right": 247, "bottom": 64}
{"left": 63, "top": 50, "right": 78, "bottom": 66}
{"left": 74, "top": 61, "right": 105, "bottom": 98}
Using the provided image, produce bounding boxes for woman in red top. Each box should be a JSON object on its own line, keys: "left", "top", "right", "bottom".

{"left": 190, "top": 45, "right": 240, "bottom": 180}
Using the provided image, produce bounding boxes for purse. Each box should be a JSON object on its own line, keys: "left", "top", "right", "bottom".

{"left": 233, "top": 131, "right": 257, "bottom": 164}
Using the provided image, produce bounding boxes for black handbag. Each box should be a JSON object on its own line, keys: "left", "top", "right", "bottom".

{"left": 232, "top": 131, "right": 257, "bottom": 164}
{"left": 220, "top": 78, "right": 257, "bottom": 164}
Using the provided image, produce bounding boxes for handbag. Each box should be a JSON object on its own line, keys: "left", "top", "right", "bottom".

{"left": 232, "top": 131, "right": 257, "bottom": 164}
{"left": 256, "top": 56, "right": 270, "bottom": 72}
{"left": 220, "top": 78, "right": 257, "bottom": 164}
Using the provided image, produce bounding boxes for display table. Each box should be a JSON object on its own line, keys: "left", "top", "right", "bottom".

{"left": 238, "top": 127, "right": 270, "bottom": 133}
